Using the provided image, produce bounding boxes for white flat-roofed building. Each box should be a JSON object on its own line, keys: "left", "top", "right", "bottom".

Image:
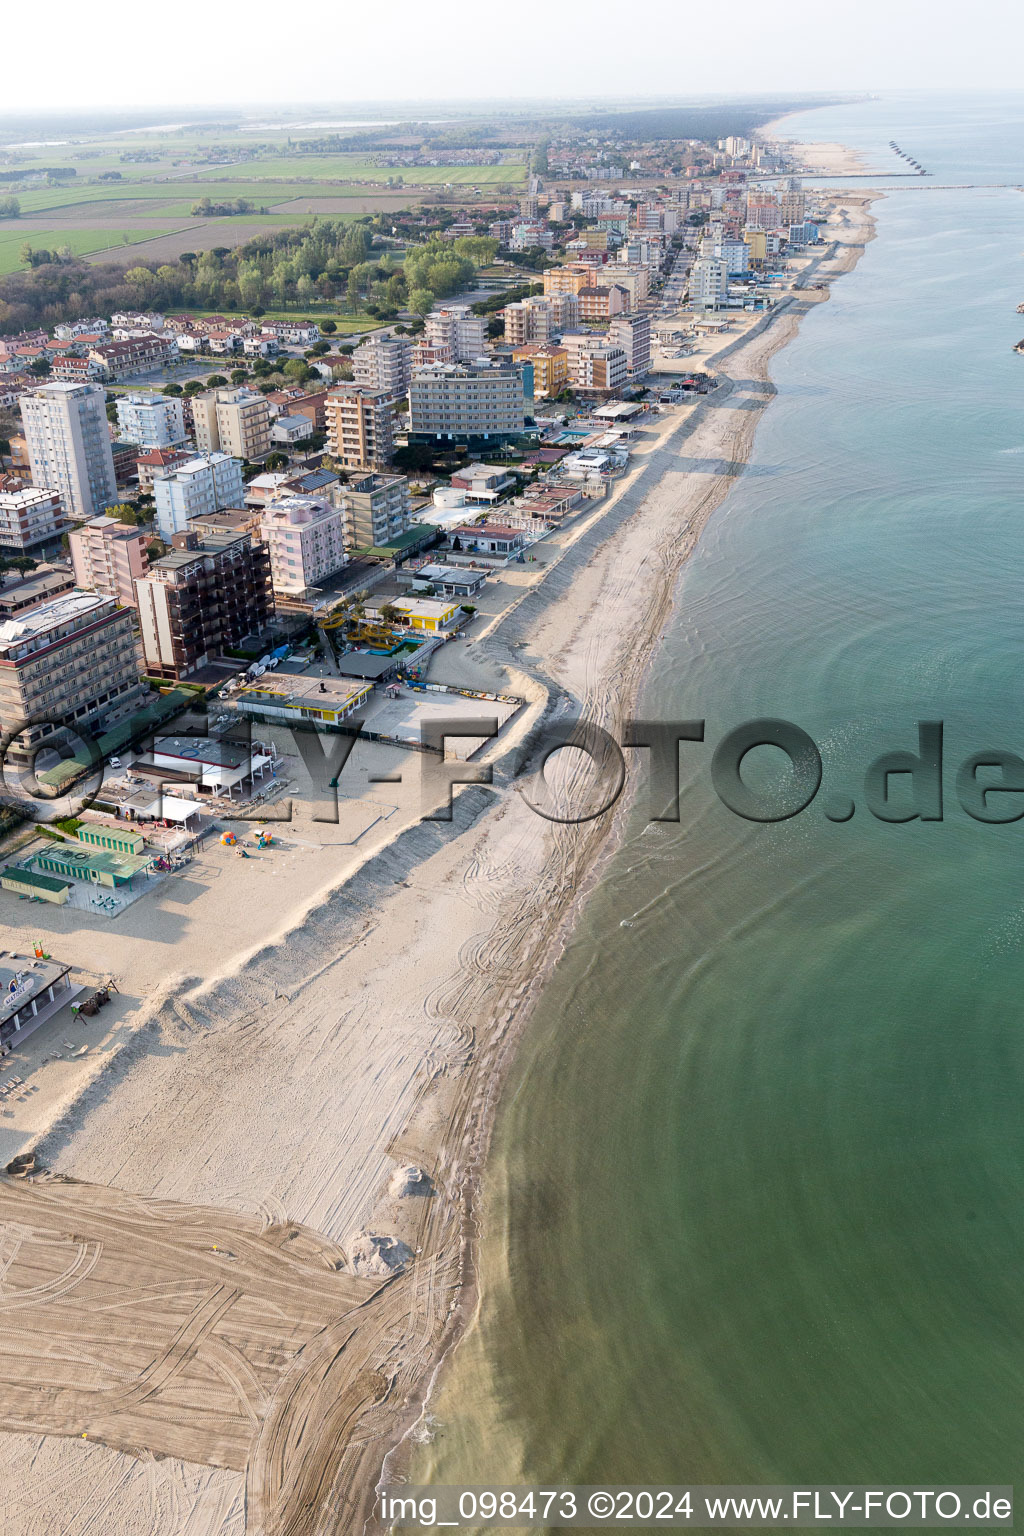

{"left": 114, "top": 393, "right": 188, "bottom": 450}
{"left": 20, "top": 381, "right": 117, "bottom": 522}
{"left": 270, "top": 414, "right": 314, "bottom": 447}
{"left": 150, "top": 736, "right": 274, "bottom": 796}
{"left": 0, "top": 485, "right": 69, "bottom": 553}
{"left": 424, "top": 306, "right": 488, "bottom": 364}
{"left": 153, "top": 454, "right": 246, "bottom": 540}
{"left": 228, "top": 673, "right": 371, "bottom": 730}
{"left": 352, "top": 335, "right": 413, "bottom": 400}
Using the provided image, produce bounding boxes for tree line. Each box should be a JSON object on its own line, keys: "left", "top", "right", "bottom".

{"left": 0, "top": 217, "right": 501, "bottom": 334}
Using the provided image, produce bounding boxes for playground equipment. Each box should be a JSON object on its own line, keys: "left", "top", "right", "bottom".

{"left": 220, "top": 831, "right": 237, "bottom": 846}
{"left": 254, "top": 831, "right": 273, "bottom": 849}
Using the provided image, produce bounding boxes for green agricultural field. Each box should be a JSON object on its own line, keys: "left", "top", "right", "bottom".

{"left": 0, "top": 227, "right": 173, "bottom": 274}
{"left": 9, "top": 181, "right": 380, "bottom": 217}
{"left": 237, "top": 154, "right": 528, "bottom": 184}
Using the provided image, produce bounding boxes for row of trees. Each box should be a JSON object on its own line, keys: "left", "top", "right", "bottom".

{"left": 190, "top": 197, "right": 261, "bottom": 217}
{"left": 0, "top": 214, "right": 502, "bottom": 336}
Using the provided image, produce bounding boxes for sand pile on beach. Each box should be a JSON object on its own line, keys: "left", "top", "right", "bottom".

{"left": 390, "top": 1163, "right": 433, "bottom": 1197}
{"left": 347, "top": 1231, "right": 414, "bottom": 1276}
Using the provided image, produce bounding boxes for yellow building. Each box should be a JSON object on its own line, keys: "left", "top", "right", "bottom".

{"left": 742, "top": 229, "right": 768, "bottom": 266}
{"left": 543, "top": 265, "right": 591, "bottom": 297}
{"left": 389, "top": 596, "right": 462, "bottom": 633}
{"left": 513, "top": 343, "right": 568, "bottom": 399}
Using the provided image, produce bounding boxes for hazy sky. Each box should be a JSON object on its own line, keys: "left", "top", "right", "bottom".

{"left": 5, "top": 0, "right": 1024, "bottom": 111}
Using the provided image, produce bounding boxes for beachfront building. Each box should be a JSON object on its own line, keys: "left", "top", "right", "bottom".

{"left": 324, "top": 387, "right": 395, "bottom": 472}
{"left": 114, "top": 393, "right": 188, "bottom": 450}
{"left": 606, "top": 314, "right": 652, "bottom": 379}
{"left": 560, "top": 334, "right": 629, "bottom": 395}
{"left": 344, "top": 472, "right": 412, "bottom": 551}
{"left": 778, "top": 184, "right": 806, "bottom": 226}
{"left": 0, "top": 485, "right": 70, "bottom": 555}
{"left": 153, "top": 454, "right": 246, "bottom": 540}
{"left": 135, "top": 528, "right": 274, "bottom": 680}
{"left": 147, "top": 736, "right": 274, "bottom": 796}
{"left": 448, "top": 523, "right": 525, "bottom": 557}
{"left": 689, "top": 257, "right": 729, "bottom": 310}
{"left": 69, "top": 516, "right": 149, "bottom": 610}
{"left": 352, "top": 335, "right": 413, "bottom": 401}
{"left": 409, "top": 363, "right": 526, "bottom": 449}
{"left": 20, "top": 382, "right": 117, "bottom": 522}
{"left": 228, "top": 673, "right": 371, "bottom": 732}
{"left": 745, "top": 189, "right": 782, "bottom": 230}
{"left": 260, "top": 496, "right": 348, "bottom": 597}
{"left": 0, "top": 590, "right": 148, "bottom": 762}
{"left": 35, "top": 843, "right": 153, "bottom": 889}
{"left": 0, "top": 956, "right": 79, "bottom": 1044}
{"left": 366, "top": 594, "right": 463, "bottom": 633}
{"left": 192, "top": 387, "right": 272, "bottom": 461}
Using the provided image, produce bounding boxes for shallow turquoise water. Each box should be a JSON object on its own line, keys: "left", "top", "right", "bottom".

{"left": 412, "top": 96, "right": 1024, "bottom": 1517}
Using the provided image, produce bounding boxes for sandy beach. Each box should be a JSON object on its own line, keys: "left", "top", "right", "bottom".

{"left": 0, "top": 194, "right": 878, "bottom": 1535}
{"left": 761, "top": 111, "right": 875, "bottom": 177}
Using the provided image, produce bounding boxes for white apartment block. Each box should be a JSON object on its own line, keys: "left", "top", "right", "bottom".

{"left": 352, "top": 335, "right": 412, "bottom": 400}
{"left": 0, "top": 485, "right": 69, "bottom": 553}
{"left": 560, "top": 334, "right": 629, "bottom": 393}
{"left": 114, "top": 392, "right": 188, "bottom": 450}
{"left": 260, "top": 495, "right": 348, "bottom": 595}
{"left": 424, "top": 306, "right": 488, "bottom": 364}
{"left": 153, "top": 454, "right": 246, "bottom": 540}
{"left": 689, "top": 257, "right": 729, "bottom": 309}
{"left": 20, "top": 381, "right": 117, "bottom": 522}
{"left": 502, "top": 293, "right": 580, "bottom": 347}
{"left": 606, "top": 314, "right": 652, "bottom": 379}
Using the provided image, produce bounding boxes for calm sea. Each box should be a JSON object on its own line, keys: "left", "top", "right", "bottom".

{"left": 410, "top": 95, "right": 1024, "bottom": 1519}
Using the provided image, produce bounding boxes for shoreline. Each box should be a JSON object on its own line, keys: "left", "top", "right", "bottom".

{"left": 0, "top": 195, "right": 879, "bottom": 1534}
{"left": 761, "top": 112, "right": 875, "bottom": 177}
{"left": 378, "top": 193, "right": 882, "bottom": 1514}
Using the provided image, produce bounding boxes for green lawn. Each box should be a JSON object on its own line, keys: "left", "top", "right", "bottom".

{"left": 0, "top": 227, "right": 173, "bottom": 274}
{"left": 181, "top": 306, "right": 384, "bottom": 334}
